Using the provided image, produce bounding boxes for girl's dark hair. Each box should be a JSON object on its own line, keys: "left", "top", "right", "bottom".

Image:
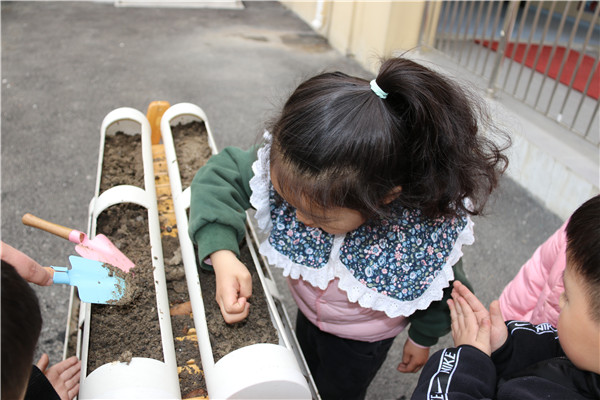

{"left": 1, "top": 261, "right": 43, "bottom": 399}
{"left": 269, "top": 57, "right": 509, "bottom": 219}
{"left": 566, "top": 195, "right": 600, "bottom": 322}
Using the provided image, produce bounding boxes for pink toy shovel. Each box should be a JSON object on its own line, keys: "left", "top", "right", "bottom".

{"left": 22, "top": 213, "right": 135, "bottom": 273}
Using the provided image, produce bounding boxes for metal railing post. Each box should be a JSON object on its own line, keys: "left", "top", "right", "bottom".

{"left": 487, "top": 0, "right": 520, "bottom": 96}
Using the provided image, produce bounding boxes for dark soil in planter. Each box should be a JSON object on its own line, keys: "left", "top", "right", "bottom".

{"left": 87, "top": 133, "right": 163, "bottom": 373}
{"left": 85, "top": 119, "right": 278, "bottom": 398}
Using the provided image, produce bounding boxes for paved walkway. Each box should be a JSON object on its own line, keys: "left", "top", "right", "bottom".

{"left": 2, "top": 2, "right": 563, "bottom": 399}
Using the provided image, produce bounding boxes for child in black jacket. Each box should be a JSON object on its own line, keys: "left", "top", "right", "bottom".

{"left": 412, "top": 196, "right": 600, "bottom": 400}
{"left": 1, "top": 242, "right": 81, "bottom": 400}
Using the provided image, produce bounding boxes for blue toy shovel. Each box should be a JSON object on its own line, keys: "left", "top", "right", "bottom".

{"left": 51, "top": 256, "right": 128, "bottom": 305}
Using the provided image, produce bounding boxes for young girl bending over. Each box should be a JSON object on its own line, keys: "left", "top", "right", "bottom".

{"left": 189, "top": 57, "right": 509, "bottom": 399}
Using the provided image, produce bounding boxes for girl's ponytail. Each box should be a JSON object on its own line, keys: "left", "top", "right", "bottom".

{"left": 374, "top": 58, "right": 510, "bottom": 217}
{"left": 268, "top": 57, "right": 509, "bottom": 219}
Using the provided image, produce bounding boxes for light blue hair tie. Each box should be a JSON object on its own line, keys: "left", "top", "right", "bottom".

{"left": 370, "top": 79, "right": 388, "bottom": 99}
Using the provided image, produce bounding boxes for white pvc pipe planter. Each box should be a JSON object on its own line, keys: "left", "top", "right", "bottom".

{"left": 160, "top": 103, "right": 314, "bottom": 399}
{"left": 75, "top": 108, "right": 180, "bottom": 399}
{"left": 64, "top": 104, "right": 317, "bottom": 399}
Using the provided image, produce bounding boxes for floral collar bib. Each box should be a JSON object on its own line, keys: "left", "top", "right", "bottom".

{"left": 249, "top": 134, "right": 474, "bottom": 318}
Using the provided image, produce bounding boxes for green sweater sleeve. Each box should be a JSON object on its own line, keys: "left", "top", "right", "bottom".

{"left": 188, "top": 145, "right": 258, "bottom": 270}
{"left": 407, "top": 259, "right": 473, "bottom": 347}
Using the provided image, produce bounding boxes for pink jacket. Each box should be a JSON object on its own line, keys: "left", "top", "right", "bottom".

{"left": 287, "top": 277, "right": 408, "bottom": 343}
{"left": 499, "top": 222, "right": 567, "bottom": 327}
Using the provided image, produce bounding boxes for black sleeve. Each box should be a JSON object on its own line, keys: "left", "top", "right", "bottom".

{"left": 25, "top": 365, "right": 60, "bottom": 400}
{"left": 411, "top": 345, "right": 496, "bottom": 400}
{"left": 492, "top": 320, "right": 563, "bottom": 379}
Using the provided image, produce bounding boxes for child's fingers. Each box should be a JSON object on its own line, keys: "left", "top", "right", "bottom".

{"left": 454, "top": 281, "right": 490, "bottom": 326}
{"left": 65, "top": 370, "right": 81, "bottom": 391}
{"left": 453, "top": 281, "right": 473, "bottom": 300}
{"left": 42, "top": 266, "right": 55, "bottom": 286}
{"left": 219, "top": 306, "right": 249, "bottom": 324}
{"left": 455, "top": 282, "right": 484, "bottom": 311}
{"left": 476, "top": 316, "right": 491, "bottom": 341}
{"left": 219, "top": 281, "right": 248, "bottom": 311}
{"left": 60, "top": 358, "right": 81, "bottom": 380}
{"left": 218, "top": 293, "right": 250, "bottom": 324}
{"left": 67, "top": 383, "right": 80, "bottom": 400}
{"left": 448, "top": 298, "right": 464, "bottom": 345}
{"left": 489, "top": 300, "right": 504, "bottom": 326}
{"left": 221, "top": 293, "right": 247, "bottom": 313}
{"left": 53, "top": 356, "right": 79, "bottom": 374}
{"left": 36, "top": 353, "right": 50, "bottom": 372}
{"left": 237, "top": 275, "right": 253, "bottom": 300}
{"left": 450, "top": 294, "right": 480, "bottom": 348}
{"left": 448, "top": 299, "right": 459, "bottom": 332}
{"left": 476, "top": 317, "right": 492, "bottom": 356}
{"left": 457, "top": 296, "right": 477, "bottom": 329}
{"left": 452, "top": 293, "right": 468, "bottom": 333}
{"left": 448, "top": 299, "right": 456, "bottom": 320}
{"left": 489, "top": 301, "right": 505, "bottom": 332}
{"left": 489, "top": 300, "right": 509, "bottom": 352}
{"left": 451, "top": 289, "right": 465, "bottom": 316}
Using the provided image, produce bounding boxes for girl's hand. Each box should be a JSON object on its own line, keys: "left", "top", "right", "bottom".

{"left": 210, "top": 250, "right": 252, "bottom": 324}
{"left": 448, "top": 281, "right": 492, "bottom": 355}
{"left": 397, "top": 338, "right": 430, "bottom": 373}
{"left": 36, "top": 353, "right": 81, "bottom": 400}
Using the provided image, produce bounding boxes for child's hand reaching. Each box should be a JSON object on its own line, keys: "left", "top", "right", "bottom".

{"left": 448, "top": 281, "right": 508, "bottom": 356}
{"left": 397, "top": 338, "right": 430, "bottom": 373}
{"left": 36, "top": 353, "right": 81, "bottom": 400}
{"left": 0, "top": 241, "right": 54, "bottom": 286}
{"left": 210, "top": 250, "right": 253, "bottom": 324}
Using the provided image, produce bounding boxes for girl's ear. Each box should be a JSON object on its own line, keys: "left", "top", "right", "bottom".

{"left": 383, "top": 186, "right": 402, "bottom": 204}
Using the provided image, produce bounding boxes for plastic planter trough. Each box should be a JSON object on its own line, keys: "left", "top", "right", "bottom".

{"left": 64, "top": 103, "right": 317, "bottom": 399}
{"left": 160, "top": 103, "right": 315, "bottom": 399}
{"left": 69, "top": 107, "right": 180, "bottom": 399}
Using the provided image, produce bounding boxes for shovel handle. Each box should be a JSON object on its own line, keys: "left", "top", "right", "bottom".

{"left": 22, "top": 213, "right": 77, "bottom": 241}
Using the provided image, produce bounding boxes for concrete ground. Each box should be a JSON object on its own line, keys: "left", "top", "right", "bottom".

{"left": 2, "top": 2, "right": 563, "bottom": 399}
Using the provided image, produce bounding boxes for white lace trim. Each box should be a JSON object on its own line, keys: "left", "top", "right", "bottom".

{"left": 249, "top": 132, "right": 272, "bottom": 233}
{"left": 258, "top": 239, "right": 338, "bottom": 289}
{"left": 249, "top": 132, "right": 475, "bottom": 317}
{"left": 333, "top": 217, "right": 474, "bottom": 317}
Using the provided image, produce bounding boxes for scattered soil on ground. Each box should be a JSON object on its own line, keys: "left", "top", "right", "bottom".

{"left": 84, "top": 120, "right": 278, "bottom": 397}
